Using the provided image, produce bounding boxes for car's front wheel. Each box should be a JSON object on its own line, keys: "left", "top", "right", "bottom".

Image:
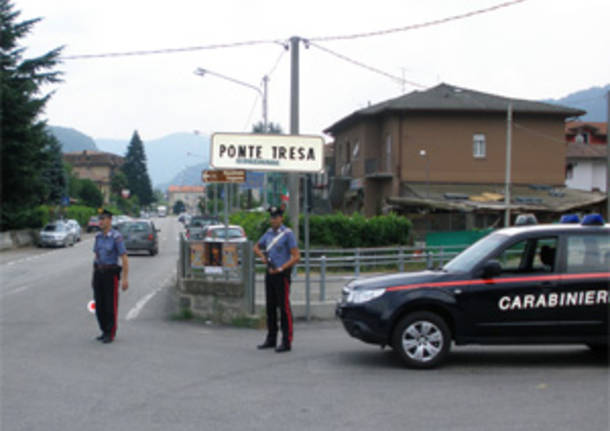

{"left": 392, "top": 311, "right": 451, "bottom": 369}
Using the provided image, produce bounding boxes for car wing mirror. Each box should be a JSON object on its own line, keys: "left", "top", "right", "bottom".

{"left": 481, "top": 259, "right": 502, "bottom": 279}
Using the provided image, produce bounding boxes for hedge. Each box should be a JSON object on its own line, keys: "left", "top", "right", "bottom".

{"left": 229, "top": 211, "right": 411, "bottom": 247}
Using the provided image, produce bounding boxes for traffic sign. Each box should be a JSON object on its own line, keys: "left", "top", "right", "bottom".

{"left": 201, "top": 169, "right": 246, "bottom": 183}
{"left": 210, "top": 133, "right": 324, "bottom": 173}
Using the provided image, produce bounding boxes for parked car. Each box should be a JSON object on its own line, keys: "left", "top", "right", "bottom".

{"left": 178, "top": 213, "right": 192, "bottom": 225}
{"left": 87, "top": 216, "right": 100, "bottom": 233}
{"left": 116, "top": 220, "right": 159, "bottom": 256}
{"left": 186, "top": 216, "right": 219, "bottom": 240}
{"left": 112, "top": 214, "right": 131, "bottom": 228}
{"left": 65, "top": 219, "right": 82, "bottom": 242}
{"left": 336, "top": 214, "right": 610, "bottom": 368}
{"left": 202, "top": 224, "right": 247, "bottom": 242}
{"left": 39, "top": 221, "right": 75, "bottom": 247}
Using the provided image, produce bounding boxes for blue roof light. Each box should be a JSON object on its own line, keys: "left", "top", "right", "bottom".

{"left": 581, "top": 214, "right": 605, "bottom": 226}
{"left": 560, "top": 214, "right": 580, "bottom": 223}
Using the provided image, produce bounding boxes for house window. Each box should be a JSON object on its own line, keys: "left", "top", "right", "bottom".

{"left": 352, "top": 140, "right": 360, "bottom": 160}
{"left": 473, "top": 134, "right": 486, "bottom": 158}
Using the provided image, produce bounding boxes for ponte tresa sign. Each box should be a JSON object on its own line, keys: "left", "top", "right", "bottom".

{"left": 210, "top": 133, "right": 324, "bottom": 173}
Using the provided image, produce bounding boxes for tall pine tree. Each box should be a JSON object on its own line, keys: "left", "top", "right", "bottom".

{"left": 0, "top": 0, "right": 64, "bottom": 229}
{"left": 122, "top": 131, "right": 153, "bottom": 206}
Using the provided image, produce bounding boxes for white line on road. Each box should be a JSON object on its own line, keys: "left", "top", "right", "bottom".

{"left": 2, "top": 285, "right": 30, "bottom": 297}
{"left": 125, "top": 275, "right": 173, "bottom": 321}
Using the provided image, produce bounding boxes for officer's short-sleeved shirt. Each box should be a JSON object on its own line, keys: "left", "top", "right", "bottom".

{"left": 257, "top": 225, "right": 297, "bottom": 269}
{"left": 93, "top": 229, "right": 127, "bottom": 265}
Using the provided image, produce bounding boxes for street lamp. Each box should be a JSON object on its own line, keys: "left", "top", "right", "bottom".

{"left": 194, "top": 67, "right": 270, "bottom": 208}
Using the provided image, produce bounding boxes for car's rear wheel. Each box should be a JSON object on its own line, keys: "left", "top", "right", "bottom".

{"left": 392, "top": 311, "right": 451, "bottom": 369}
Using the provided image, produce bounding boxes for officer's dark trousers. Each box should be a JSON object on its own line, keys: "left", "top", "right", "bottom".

{"left": 93, "top": 268, "right": 120, "bottom": 340}
{"left": 264, "top": 271, "right": 293, "bottom": 346}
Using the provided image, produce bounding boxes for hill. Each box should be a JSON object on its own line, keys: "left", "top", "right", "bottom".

{"left": 96, "top": 132, "right": 210, "bottom": 187}
{"left": 48, "top": 126, "right": 98, "bottom": 153}
{"left": 543, "top": 84, "right": 609, "bottom": 121}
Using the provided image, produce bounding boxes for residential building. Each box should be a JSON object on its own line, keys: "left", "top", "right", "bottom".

{"left": 565, "top": 142, "right": 607, "bottom": 192}
{"left": 565, "top": 121, "right": 607, "bottom": 145}
{"left": 63, "top": 150, "right": 124, "bottom": 204}
{"left": 168, "top": 185, "right": 206, "bottom": 213}
{"left": 324, "top": 83, "right": 605, "bottom": 235}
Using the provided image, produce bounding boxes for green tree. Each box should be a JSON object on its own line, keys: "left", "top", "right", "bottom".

{"left": 0, "top": 0, "right": 63, "bottom": 229}
{"left": 78, "top": 179, "right": 104, "bottom": 208}
{"left": 40, "top": 134, "right": 66, "bottom": 204}
{"left": 110, "top": 171, "right": 128, "bottom": 196}
{"left": 122, "top": 131, "right": 154, "bottom": 206}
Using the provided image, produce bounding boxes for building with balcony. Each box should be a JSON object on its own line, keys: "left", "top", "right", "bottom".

{"left": 324, "top": 83, "right": 606, "bottom": 235}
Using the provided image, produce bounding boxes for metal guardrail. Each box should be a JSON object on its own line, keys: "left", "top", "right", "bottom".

{"left": 178, "top": 233, "right": 470, "bottom": 305}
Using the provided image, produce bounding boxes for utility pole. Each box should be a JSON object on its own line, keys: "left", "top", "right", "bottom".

{"left": 504, "top": 103, "right": 513, "bottom": 227}
{"left": 262, "top": 75, "right": 269, "bottom": 209}
{"left": 288, "top": 36, "right": 300, "bottom": 242}
{"left": 606, "top": 90, "right": 609, "bottom": 218}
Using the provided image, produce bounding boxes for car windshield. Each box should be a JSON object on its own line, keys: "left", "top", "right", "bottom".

{"left": 211, "top": 228, "right": 243, "bottom": 239}
{"left": 44, "top": 224, "right": 64, "bottom": 232}
{"left": 442, "top": 232, "right": 507, "bottom": 273}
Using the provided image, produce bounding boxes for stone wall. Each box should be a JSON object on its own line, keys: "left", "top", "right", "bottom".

{"left": 176, "top": 277, "right": 250, "bottom": 324}
{"left": 0, "top": 230, "right": 38, "bottom": 250}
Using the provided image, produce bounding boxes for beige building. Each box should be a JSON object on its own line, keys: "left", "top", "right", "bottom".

{"left": 324, "top": 83, "right": 605, "bottom": 233}
{"left": 168, "top": 185, "right": 206, "bottom": 213}
{"left": 63, "top": 150, "right": 124, "bottom": 204}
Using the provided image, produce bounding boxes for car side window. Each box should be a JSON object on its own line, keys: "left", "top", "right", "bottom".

{"left": 566, "top": 234, "right": 610, "bottom": 273}
{"left": 495, "top": 237, "right": 558, "bottom": 274}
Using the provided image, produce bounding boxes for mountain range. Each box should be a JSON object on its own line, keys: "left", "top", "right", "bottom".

{"left": 50, "top": 84, "right": 608, "bottom": 189}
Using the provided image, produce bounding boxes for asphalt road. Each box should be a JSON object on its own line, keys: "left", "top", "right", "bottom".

{"left": 1, "top": 217, "right": 608, "bottom": 431}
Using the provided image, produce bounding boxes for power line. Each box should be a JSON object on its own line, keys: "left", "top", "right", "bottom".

{"left": 60, "top": 1, "right": 528, "bottom": 61}
{"left": 59, "top": 39, "right": 285, "bottom": 60}
{"left": 309, "top": 0, "right": 528, "bottom": 42}
{"left": 513, "top": 122, "right": 566, "bottom": 144}
{"left": 307, "top": 41, "right": 427, "bottom": 89}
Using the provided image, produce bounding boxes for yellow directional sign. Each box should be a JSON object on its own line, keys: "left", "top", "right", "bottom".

{"left": 201, "top": 169, "right": 246, "bottom": 183}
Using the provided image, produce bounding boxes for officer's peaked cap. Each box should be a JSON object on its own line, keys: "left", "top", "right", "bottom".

{"left": 268, "top": 206, "right": 284, "bottom": 217}
{"left": 98, "top": 208, "right": 113, "bottom": 218}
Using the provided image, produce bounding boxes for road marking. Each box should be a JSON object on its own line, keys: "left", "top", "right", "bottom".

{"left": 125, "top": 275, "right": 173, "bottom": 321}
{"left": 3, "top": 285, "right": 30, "bottom": 297}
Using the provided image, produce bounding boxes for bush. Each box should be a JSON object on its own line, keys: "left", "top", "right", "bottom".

{"left": 65, "top": 205, "right": 97, "bottom": 227}
{"left": 228, "top": 210, "right": 411, "bottom": 247}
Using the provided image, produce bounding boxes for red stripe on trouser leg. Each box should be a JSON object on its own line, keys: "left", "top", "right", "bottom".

{"left": 111, "top": 275, "right": 118, "bottom": 340}
{"left": 284, "top": 277, "right": 293, "bottom": 344}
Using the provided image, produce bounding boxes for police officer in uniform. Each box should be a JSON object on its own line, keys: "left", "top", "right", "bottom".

{"left": 253, "top": 206, "right": 300, "bottom": 352}
{"left": 92, "top": 209, "right": 129, "bottom": 343}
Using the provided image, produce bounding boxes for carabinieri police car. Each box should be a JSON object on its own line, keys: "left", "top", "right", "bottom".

{"left": 336, "top": 214, "right": 609, "bottom": 368}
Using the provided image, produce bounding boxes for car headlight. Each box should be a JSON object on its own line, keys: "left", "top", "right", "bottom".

{"left": 347, "top": 288, "right": 386, "bottom": 304}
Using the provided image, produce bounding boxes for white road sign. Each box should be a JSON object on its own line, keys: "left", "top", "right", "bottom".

{"left": 210, "top": 133, "right": 324, "bottom": 173}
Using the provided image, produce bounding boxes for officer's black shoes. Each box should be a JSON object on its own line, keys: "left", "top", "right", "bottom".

{"left": 95, "top": 334, "right": 105, "bottom": 341}
{"left": 275, "top": 344, "right": 291, "bottom": 353}
{"left": 102, "top": 335, "right": 113, "bottom": 344}
{"left": 257, "top": 339, "right": 276, "bottom": 349}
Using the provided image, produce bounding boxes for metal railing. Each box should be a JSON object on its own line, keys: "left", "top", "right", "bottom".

{"left": 254, "top": 245, "right": 469, "bottom": 301}
{"left": 178, "top": 233, "right": 469, "bottom": 311}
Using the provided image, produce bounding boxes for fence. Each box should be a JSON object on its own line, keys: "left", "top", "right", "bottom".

{"left": 178, "top": 233, "right": 470, "bottom": 316}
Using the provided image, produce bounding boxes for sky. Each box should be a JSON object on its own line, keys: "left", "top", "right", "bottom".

{"left": 15, "top": 0, "right": 610, "bottom": 144}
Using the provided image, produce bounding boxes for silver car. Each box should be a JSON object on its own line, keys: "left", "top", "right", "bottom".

{"left": 65, "top": 219, "right": 82, "bottom": 242}
{"left": 39, "top": 222, "right": 75, "bottom": 247}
